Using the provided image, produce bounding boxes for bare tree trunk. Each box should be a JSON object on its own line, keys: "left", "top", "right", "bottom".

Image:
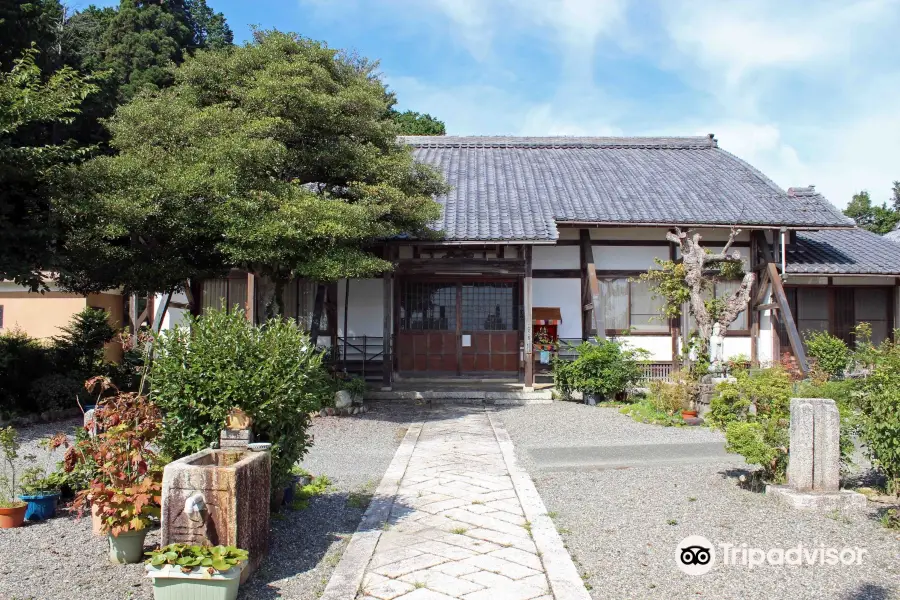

{"left": 666, "top": 227, "right": 755, "bottom": 362}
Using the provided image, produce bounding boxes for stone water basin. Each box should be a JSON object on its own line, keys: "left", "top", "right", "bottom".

{"left": 161, "top": 447, "right": 270, "bottom": 576}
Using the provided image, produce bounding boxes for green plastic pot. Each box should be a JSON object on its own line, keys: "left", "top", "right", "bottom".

{"left": 108, "top": 528, "right": 149, "bottom": 564}
{"left": 146, "top": 562, "right": 245, "bottom": 600}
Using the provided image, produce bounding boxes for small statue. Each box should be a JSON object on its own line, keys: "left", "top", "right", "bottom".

{"left": 225, "top": 407, "right": 252, "bottom": 430}
{"left": 708, "top": 323, "right": 726, "bottom": 374}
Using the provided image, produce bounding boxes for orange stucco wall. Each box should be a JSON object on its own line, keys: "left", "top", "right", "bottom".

{"left": 0, "top": 291, "right": 124, "bottom": 362}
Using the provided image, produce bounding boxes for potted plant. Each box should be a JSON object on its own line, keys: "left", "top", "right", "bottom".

{"left": 145, "top": 543, "right": 249, "bottom": 600}
{"left": 553, "top": 339, "right": 649, "bottom": 404}
{"left": 18, "top": 467, "right": 61, "bottom": 521}
{"left": 86, "top": 478, "right": 162, "bottom": 563}
{"left": 0, "top": 426, "right": 28, "bottom": 529}
{"left": 68, "top": 376, "right": 163, "bottom": 560}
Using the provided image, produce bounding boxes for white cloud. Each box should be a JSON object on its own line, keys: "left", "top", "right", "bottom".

{"left": 663, "top": 0, "right": 896, "bottom": 86}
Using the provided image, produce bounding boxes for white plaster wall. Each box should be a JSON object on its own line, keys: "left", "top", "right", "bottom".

{"left": 593, "top": 246, "right": 667, "bottom": 270}
{"left": 532, "top": 278, "right": 581, "bottom": 338}
{"left": 724, "top": 337, "right": 752, "bottom": 360}
{"left": 533, "top": 246, "right": 580, "bottom": 270}
{"left": 832, "top": 276, "right": 895, "bottom": 286}
{"left": 589, "top": 227, "right": 750, "bottom": 243}
{"left": 155, "top": 291, "right": 190, "bottom": 331}
{"left": 615, "top": 335, "right": 672, "bottom": 361}
{"left": 337, "top": 278, "right": 385, "bottom": 337}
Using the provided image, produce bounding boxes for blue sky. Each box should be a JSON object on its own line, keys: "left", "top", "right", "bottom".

{"left": 80, "top": 0, "right": 900, "bottom": 209}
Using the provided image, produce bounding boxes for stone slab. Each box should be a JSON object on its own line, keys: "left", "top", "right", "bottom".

{"left": 765, "top": 485, "right": 867, "bottom": 510}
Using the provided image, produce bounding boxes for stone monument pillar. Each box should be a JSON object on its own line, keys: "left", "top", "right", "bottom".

{"left": 766, "top": 398, "right": 866, "bottom": 509}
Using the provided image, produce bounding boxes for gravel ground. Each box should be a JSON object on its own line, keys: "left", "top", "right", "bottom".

{"left": 498, "top": 403, "right": 900, "bottom": 600}
{"left": 0, "top": 406, "right": 419, "bottom": 600}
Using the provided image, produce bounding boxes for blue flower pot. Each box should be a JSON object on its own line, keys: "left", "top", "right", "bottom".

{"left": 20, "top": 492, "right": 60, "bottom": 521}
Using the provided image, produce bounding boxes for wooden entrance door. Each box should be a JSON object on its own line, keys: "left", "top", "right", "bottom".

{"left": 397, "top": 280, "right": 519, "bottom": 375}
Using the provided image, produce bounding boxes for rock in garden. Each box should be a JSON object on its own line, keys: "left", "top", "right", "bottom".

{"left": 334, "top": 390, "right": 353, "bottom": 409}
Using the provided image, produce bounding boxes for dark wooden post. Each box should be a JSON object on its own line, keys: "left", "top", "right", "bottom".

{"left": 580, "top": 229, "right": 605, "bottom": 339}
{"left": 382, "top": 246, "right": 393, "bottom": 389}
{"left": 524, "top": 245, "right": 534, "bottom": 388}
{"left": 245, "top": 273, "right": 256, "bottom": 324}
{"left": 343, "top": 279, "right": 350, "bottom": 371}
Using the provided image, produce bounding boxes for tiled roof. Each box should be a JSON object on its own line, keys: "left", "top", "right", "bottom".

{"left": 787, "top": 228, "right": 900, "bottom": 275}
{"left": 403, "top": 136, "right": 853, "bottom": 241}
{"left": 884, "top": 224, "right": 900, "bottom": 243}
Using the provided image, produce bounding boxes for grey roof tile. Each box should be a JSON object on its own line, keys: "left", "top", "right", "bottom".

{"left": 403, "top": 136, "right": 853, "bottom": 241}
{"left": 788, "top": 228, "right": 900, "bottom": 275}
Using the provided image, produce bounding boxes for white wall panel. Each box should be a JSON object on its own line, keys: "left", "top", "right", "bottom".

{"left": 615, "top": 335, "right": 672, "bottom": 361}
{"left": 533, "top": 246, "right": 580, "bottom": 270}
{"left": 337, "top": 278, "right": 384, "bottom": 337}
{"left": 533, "top": 278, "right": 581, "bottom": 338}
{"left": 593, "top": 246, "right": 668, "bottom": 271}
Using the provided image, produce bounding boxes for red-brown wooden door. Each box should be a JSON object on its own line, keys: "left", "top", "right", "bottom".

{"left": 397, "top": 280, "right": 519, "bottom": 375}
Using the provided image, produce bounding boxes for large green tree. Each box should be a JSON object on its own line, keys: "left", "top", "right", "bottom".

{"left": 393, "top": 109, "right": 446, "bottom": 135}
{"left": 844, "top": 189, "right": 900, "bottom": 234}
{"left": 0, "top": 50, "right": 97, "bottom": 289}
{"left": 61, "top": 32, "right": 447, "bottom": 308}
{"left": 0, "top": 0, "right": 65, "bottom": 71}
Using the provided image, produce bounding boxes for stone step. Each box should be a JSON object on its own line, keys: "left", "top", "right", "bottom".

{"left": 365, "top": 390, "right": 553, "bottom": 405}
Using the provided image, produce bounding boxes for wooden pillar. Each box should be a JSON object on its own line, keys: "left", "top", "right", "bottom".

{"left": 382, "top": 248, "right": 393, "bottom": 389}
{"left": 580, "top": 229, "right": 605, "bottom": 339}
{"left": 129, "top": 293, "right": 139, "bottom": 341}
{"left": 524, "top": 245, "right": 534, "bottom": 388}
{"left": 245, "top": 272, "right": 256, "bottom": 324}
{"left": 343, "top": 279, "right": 350, "bottom": 371}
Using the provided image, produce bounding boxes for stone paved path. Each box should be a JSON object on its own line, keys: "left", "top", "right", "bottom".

{"left": 323, "top": 408, "right": 589, "bottom": 600}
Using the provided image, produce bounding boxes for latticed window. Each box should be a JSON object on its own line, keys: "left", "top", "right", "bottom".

{"left": 461, "top": 283, "right": 516, "bottom": 331}
{"left": 399, "top": 283, "right": 457, "bottom": 331}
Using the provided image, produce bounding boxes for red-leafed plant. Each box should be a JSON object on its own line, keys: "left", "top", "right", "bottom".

{"left": 68, "top": 376, "right": 163, "bottom": 534}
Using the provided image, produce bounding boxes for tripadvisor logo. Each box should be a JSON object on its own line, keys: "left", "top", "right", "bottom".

{"left": 677, "top": 536, "right": 868, "bottom": 575}
{"left": 677, "top": 535, "right": 715, "bottom": 575}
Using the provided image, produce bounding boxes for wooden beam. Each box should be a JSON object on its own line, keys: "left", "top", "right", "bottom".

{"left": 245, "top": 272, "right": 256, "bottom": 324}
{"left": 768, "top": 262, "right": 808, "bottom": 373}
{"left": 152, "top": 292, "right": 172, "bottom": 333}
{"left": 533, "top": 269, "right": 581, "bottom": 279}
{"left": 524, "top": 245, "right": 534, "bottom": 388}
{"left": 755, "top": 302, "right": 779, "bottom": 312}
{"left": 580, "top": 229, "right": 605, "bottom": 340}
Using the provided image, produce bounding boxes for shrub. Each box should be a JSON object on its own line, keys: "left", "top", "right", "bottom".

{"left": 28, "top": 373, "right": 84, "bottom": 411}
{"left": 709, "top": 367, "right": 792, "bottom": 481}
{"left": 804, "top": 331, "right": 850, "bottom": 378}
{"left": 52, "top": 307, "right": 117, "bottom": 374}
{"left": 858, "top": 342, "right": 900, "bottom": 497}
{"left": 648, "top": 370, "right": 696, "bottom": 415}
{"left": 553, "top": 338, "right": 648, "bottom": 400}
{"left": 0, "top": 330, "right": 55, "bottom": 414}
{"left": 151, "top": 309, "right": 334, "bottom": 491}
{"left": 0, "top": 308, "right": 118, "bottom": 415}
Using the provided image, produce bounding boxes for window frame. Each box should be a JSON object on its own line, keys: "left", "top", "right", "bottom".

{"left": 682, "top": 280, "right": 753, "bottom": 337}
{"left": 593, "top": 277, "right": 672, "bottom": 336}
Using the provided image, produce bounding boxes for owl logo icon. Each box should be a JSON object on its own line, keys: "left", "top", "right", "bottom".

{"left": 677, "top": 536, "right": 715, "bottom": 575}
